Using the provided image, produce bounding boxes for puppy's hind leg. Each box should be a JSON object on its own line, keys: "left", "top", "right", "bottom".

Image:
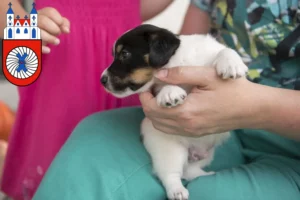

{"left": 151, "top": 142, "right": 189, "bottom": 200}
{"left": 142, "top": 124, "right": 189, "bottom": 199}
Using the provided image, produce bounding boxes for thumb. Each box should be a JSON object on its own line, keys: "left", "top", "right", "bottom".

{"left": 139, "top": 91, "right": 154, "bottom": 105}
{"left": 154, "top": 66, "right": 217, "bottom": 86}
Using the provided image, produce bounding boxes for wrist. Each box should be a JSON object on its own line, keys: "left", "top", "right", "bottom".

{"left": 238, "top": 81, "right": 300, "bottom": 134}
{"left": 250, "top": 83, "right": 276, "bottom": 130}
{"left": 260, "top": 86, "right": 300, "bottom": 137}
{"left": 236, "top": 81, "right": 273, "bottom": 130}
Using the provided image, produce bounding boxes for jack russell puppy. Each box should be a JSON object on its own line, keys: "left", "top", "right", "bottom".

{"left": 100, "top": 24, "right": 248, "bottom": 200}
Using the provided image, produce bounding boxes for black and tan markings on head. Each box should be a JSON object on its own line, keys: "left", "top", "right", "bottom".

{"left": 101, "top": 24, "right": 180, "bottom": 95}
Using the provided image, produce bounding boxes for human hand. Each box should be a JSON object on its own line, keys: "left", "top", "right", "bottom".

{"left": 140, "top": 66, "right": 266, "bottom": 137}
{"left": 38, "top": 7, "right": 70, "bottom": 54}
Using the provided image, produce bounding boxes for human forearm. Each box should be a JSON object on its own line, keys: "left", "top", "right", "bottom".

{"left": 0, "top": 0, "right": 27, "bottom": 38}
{"left": 180, "top": 4, "right": 211, "bottom": 35}
{"left": 140, "top": 0, "right": 173, "bottom": 21}
{"left": 244, "top": 83, "right": 300, "bottom": 140}
{"left": 263, "top": 85, "right": 300, "bottom": 140}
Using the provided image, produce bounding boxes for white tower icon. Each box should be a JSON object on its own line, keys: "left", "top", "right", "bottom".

{"left": 4, "top": 2, "right": 41, "bottom": 40}
{"left": 30, "top": 2, "right": 38, "bottom": 39}
{"left": 6, "top": 2, "right": 15, "bottom": 39}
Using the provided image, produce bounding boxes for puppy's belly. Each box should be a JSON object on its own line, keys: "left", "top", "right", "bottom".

{"left": 141, "top": 118, "right": 229, "bottom": 158}
{"left": 188, "top": 145, "right": 211, "bottom": 162}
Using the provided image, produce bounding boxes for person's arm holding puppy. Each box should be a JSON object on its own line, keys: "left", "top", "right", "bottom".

{"left": 140, "top": 67, "right": 300, "bottom": 141}
{"left": 141, "top": 0, "right": 211, "bottom": 34}
{"left": 140, "top": 0, "right": 173, "bottom": 21}
{"left": 139, "top": 0, "right": 300, "bottom": 140}
{"left": 180, "top": 3, "right": 211, "bottom": 34}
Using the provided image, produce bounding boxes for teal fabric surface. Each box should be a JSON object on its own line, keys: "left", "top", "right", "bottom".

{"left": 33, "top": 107, "right": 300, "bottom": 200}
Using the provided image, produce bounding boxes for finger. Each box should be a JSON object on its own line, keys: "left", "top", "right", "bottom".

{"left": 41, "top": 29, "right": 60, "bottom": 45}
{"left": 151, "top": 118, "right": 179, "bottom": 130}
{"left": 139, "top": 91, "right": 155, "bottom": 105}
{"left": 139, "top": 92, "right": 167, "bottom": 117}
{"left": 38, "top": 7, "right": 64, "bottom": 27}
{"left": 60, "top": 17, "right": 70, "bottom": 33}
{"left": 42, "top": 46, "right": 51, "bottom": 54}
{"left": 139, "top": 92, "right": 159, "bottom": 114}
{"left": 154, "top": 66, "right": 217, "bottom": 86}
{"left": 153, "top": 120, "right": 202, "bottom": 137}
{"left": 152, "top": 122, "right": 178, "bottom": 135}
{"left": 146, "top": 106, "right": 184, "bottom": 119}
{"left": 38, "top": 14, "right": 61, "bottom": 36}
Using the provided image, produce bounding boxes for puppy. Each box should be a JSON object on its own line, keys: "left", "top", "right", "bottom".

{"left": 101, "top": 24, "right": 248, "bottom": 200}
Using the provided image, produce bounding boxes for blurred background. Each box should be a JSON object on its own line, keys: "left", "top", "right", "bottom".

{"left": 0, "top": 0, "right": 190, "bottom": 111}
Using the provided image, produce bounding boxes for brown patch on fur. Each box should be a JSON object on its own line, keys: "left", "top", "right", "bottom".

{"left": 130, "top": 68, "right": 154, "bottom": 84}
{"left": 144, "top": 54, "right": 150, "bottom": 65}
{"left": 116, "top": 44, "right": 123, "bottom": 53}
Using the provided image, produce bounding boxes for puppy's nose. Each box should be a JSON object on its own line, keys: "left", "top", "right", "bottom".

{"left": 101, "top": 75, "right": 108, "bottom": 85}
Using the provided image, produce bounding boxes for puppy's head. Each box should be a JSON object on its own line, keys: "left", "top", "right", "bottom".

{"left": 101, "top": 24, "right": 180, "bottom": 98}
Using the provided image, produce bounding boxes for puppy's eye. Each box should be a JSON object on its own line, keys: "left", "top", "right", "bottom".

{"left": 121, "top": 50, "right": 131, "bottom": 59}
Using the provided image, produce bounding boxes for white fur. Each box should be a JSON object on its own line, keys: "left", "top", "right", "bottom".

{"left": 104, "top": 34, "right": 248, "bottom": 200}
{"left": 163, "top": 35, "right": 248, "bottom": 78}
{"left": 143, "top": 35, "right": 247, "bottom": 200}
{"left": 156, "top": 85, "right": 187, "bottom": 107}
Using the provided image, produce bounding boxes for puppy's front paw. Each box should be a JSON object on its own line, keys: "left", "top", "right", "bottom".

{"left": 156, "top": 86, "right": 187, "bottom": 108}
{"left": 167, "top": 186, "right": 189, "bottom": 200}
{"left": 214, "top": 48, "right": 248, "bottom": 79}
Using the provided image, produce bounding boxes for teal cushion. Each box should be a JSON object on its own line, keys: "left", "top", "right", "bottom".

{"left": 33, "top": 107, "right": 300, "bottom": 200}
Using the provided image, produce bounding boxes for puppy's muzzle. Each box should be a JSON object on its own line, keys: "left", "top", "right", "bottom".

{"left": 100, "top": 74, "right": 108, "bottom": 86}
{"left": 100, "top": 68, "right": 110, "bottom": 88}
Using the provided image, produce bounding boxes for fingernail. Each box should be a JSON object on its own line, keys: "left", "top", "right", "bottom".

{"left": 63, "top": 26, "right": 70, "bottom": 33}
{"left": 42, "top": 46, "right": 51, "bottom": 54}
{"left": 155, "top": 69, "right": 168, "bottom": 78}
{"left": 54, "top": 38, "right": 60, "bottom": 45}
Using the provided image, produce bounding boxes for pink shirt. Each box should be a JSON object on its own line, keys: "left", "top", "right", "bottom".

{"left": 1, "top": 0, "right": 141, "bottom": 199}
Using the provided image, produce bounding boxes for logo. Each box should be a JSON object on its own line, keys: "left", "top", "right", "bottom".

{"left": 2, "top": 2, "right": 42, "bottom": 86}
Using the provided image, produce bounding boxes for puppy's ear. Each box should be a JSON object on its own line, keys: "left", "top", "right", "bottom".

{"left": 147, "top": 29, "right": 180, "bottom": 67}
